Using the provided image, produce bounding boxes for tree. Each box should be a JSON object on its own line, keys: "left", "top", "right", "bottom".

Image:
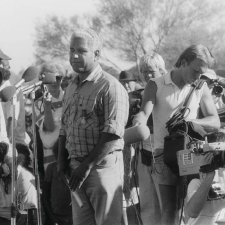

{"left": 96, "top": 0, "right": 225, "bottom": 69}
{"left": 33, "top": 0, "right": 225, "bottom": 73}
{"left": 34, "top": 14, "right": 123, "bottom": 75}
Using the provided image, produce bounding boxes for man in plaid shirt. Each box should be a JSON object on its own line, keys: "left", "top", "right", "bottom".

{"left": 57, "top": 28, "right": 129, "bottom": 225}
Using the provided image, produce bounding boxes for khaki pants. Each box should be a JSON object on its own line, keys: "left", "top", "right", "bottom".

{"left": 70, "top": 151, "right": 124, "bottom": 225}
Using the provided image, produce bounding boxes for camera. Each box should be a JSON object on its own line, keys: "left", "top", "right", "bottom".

{"left": 177, "top": 132, "right": 225, "bottom": 176}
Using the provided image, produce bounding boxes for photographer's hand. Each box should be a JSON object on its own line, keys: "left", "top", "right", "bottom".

{"left": 189, "top": 121, "right": 207, "bottom": 137}
{"left": 200, "top": 151, "right": 224, "bottom": 173}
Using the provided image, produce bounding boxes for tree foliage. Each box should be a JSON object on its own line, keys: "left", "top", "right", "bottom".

{"left": 96, "top": 0, "right": 225, "bottom": 68}
{"left": 33, "top": 0, "right": 225, "bottom": 72}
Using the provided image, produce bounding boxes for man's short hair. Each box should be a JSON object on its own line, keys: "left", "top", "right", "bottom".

{"left": 70, "top": 29, "right": 102, "bottom": 54}
{"left": 174, "top": 44, "right": 215, "bottom": 68}
{"left": 139, "top": 53, "right": 167, "bottom": 75}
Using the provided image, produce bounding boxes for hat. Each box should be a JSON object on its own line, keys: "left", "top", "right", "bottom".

{"left": 0, "top": 49, "right": 11, "bottom": 60}
{"left": 201, "top": 69, "right": 217, "bottom": 80}
{"left": 119, "top": 71, "right": 136, "bottom": 81}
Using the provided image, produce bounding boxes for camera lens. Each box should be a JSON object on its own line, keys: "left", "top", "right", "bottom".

{"left": 212, "top": 85, "right": 223, "bottom": 96}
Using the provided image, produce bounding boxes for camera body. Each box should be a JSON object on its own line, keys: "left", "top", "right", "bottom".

{"left": 177, "top": 138, "right": 225, "bottom": 176}
{"left": 177, "top": 142, "right": 204, "bottom": 176}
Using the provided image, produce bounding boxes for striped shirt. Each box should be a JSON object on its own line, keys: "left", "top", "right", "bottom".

{"left": 60, "top": 65, "right": 129, "bottom": 158}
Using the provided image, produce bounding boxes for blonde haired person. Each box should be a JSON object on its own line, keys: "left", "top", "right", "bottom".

{"left": 137, "top": 52, "right": 166, "bottom": 225}
{"left": 139, "top": 53, "right": 167, "bottom": 83}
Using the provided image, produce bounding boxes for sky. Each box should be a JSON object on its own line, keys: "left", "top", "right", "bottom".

{"left": 0, "top": 0, "right": 98, "bottom": 73}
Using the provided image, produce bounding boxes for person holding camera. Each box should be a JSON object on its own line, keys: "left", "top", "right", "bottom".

{"left": 133, "top": 44, "right": 220, "bottom": 225}
{"left": 200, "top": 69, "right": 225, "bottom": 128}
{"left": 182, "top": 151, "right": 225, "bottom": 225}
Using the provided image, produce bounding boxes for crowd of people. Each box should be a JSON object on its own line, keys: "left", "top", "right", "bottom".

{"left": 0, "top": 28, "right": 225, "bottom": 225}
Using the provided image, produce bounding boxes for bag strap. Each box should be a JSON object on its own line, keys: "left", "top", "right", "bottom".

{"left": 181, "top": 79, "right": 205, "bottom": 116}
{"left": 165, "top": 79, "right": 205, "bottom": 132}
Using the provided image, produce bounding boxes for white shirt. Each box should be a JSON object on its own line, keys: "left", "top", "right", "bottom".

{"left": 152, "top": 73, "right": 205, "bottom": 152}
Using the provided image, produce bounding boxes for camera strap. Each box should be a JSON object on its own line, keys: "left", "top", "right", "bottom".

{"left": 166, "top": 79, "right": 205, "bottom": 132}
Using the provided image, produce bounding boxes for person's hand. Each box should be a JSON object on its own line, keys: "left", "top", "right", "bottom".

{"left": 200, "top": 151, "right": 224, "bottom": 174}
{"left": 43, "top": 88, "right": 52, "bottom": 106}
{"left": 201, "top": 151, "right": 214, "bottom": 166}
{"left": 189, "top": 121, "right": 207, "bottom": 137}
{"left": 69, "top": 163, "right": 91, "bottom": 191}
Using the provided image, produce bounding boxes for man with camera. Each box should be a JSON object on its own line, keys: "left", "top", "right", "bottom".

{"left": 200, "top": 69, "right": 225, "bottom": 127}
{"left": 182, "top": 149, "right": 225, "bottom": 225}
{"left": 133, "top": 44, "right": 220, "bottom": 225}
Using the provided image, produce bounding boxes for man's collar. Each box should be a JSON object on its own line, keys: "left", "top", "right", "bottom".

{"left": 73, "top": 64, "right": 102, "bottom": 85}
{"left": 85, "top": 64, "right": 102, "bottom": 82}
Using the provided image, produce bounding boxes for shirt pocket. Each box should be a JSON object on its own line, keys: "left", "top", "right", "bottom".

{"left": 76, "top": 95, "right": 97, "bottom": 128}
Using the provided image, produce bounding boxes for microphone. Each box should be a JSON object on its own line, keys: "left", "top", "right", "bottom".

{"left": 22, "top": 72, "right": 57, "bottom": 94}
{"left": 15, "top": 66, "right": 39, "bottom": 89}
{"left": 0, "top": 86, "right": 16, "bottom": 102}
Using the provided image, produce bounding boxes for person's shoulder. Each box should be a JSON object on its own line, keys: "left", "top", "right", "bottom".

{"left": 101, "top": 70, "right": 119, "bottom": 83}
{"left": 100, "top": 70, "right": 126, "bottom": 90}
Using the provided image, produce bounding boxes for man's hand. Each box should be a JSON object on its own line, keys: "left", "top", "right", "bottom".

{"left": 69, "top": 163, "right": 91, "bottom": 191}
{"left": 190, "top": 121, "right": 207, "bottom": 137}
{"left": 199, "top": 151, "right": 224, "bottom": 173}
{"left": 43, "top": 91, "right": 52, "bottom": 105}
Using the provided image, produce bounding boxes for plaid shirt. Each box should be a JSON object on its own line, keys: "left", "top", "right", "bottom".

{"left": 60, "top": 65, "right": 129, "bottom": 158}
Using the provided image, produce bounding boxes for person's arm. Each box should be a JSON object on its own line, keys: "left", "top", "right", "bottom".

{"left": 132, "top": 80, "right": 157, "bottom": 126}
{"left": 69, "top": 82, "right": 129, "bottom": 191}
{"left": 184, "top": 152, "right": 215, "bottom": 221}
{"left": 69, "top": 132, "right": 122, "bottom": 190}
{"left": 184, "top": 172, "right": 215, "bottom": 221}
{"left": 191, "top": 84, "right": 220, "bottom": 131}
